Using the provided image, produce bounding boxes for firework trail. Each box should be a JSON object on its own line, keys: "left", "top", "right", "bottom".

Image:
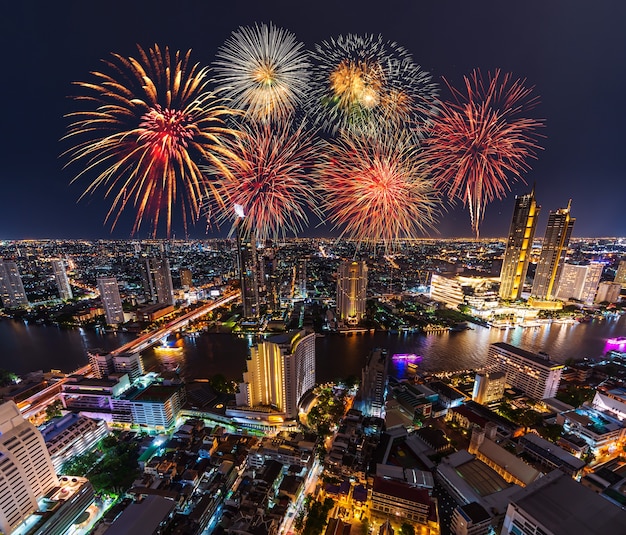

{"left": 214, "top": 23, "right": 310, "bottom": 122}
{"left": 317, "top": 130, "right": 440, "bottom": 250}
{"left": 309, "top": 34, "right": 438, "bottom": 136}
{"left": 207, "top": 119, "right": 322, "bottom": 243}
{"left": 423, "top": 69, "right": 543, "bottom": 238}
{"left": 64, "top": 44, "right": 241, "bottom": 237}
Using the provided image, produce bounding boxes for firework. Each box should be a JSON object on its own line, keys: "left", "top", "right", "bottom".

{"left": 213, "top": 23, "right": 310, "bottom": 122}
{"left": 317, "top": 131, "right": 440, "bottom": 249}
{"left": 64, "top": 45, "right": 241, "bottom": 237}
{"left": 207, "top": 120, "right": 322, "bottom": 242}
{"left": 309, "top": 34, "right": 438, "bottom": 135}
{"left": 423, "top": 69, "right": 543, "bottom": 238}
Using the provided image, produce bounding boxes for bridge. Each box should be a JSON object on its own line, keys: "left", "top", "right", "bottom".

{"left": 110, "top": 290, "right": 240, "bottom": 356}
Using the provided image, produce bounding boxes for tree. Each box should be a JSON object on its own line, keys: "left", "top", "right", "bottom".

{"left": 45, "top": 400, "right": 63, "bottom": 421}
{"left": 400, "top": 523, "right": 415, "bottom": 535}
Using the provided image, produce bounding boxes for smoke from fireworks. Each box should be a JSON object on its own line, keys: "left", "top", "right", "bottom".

{"left": 423, "top": 69, "right": 543, "bottom": 238}
{"left": 309, "top": 34, "right": 438, "bottom": 136}
{"left": 64, "top": 45, "right": 241, "bottom": 237}
{"left": 317, "top": 131, "right": 440, "bottom": 249}
{"left": 207, "top": 120, "right": 322, "bottom": 242}
{"left": 214, "top": 23, "right": 310, "bottom": 122}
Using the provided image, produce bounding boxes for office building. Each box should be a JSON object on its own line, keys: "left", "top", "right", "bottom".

{"left": 336, "top": 260, "right": 368, "bottom": 325}
{"left": 236, "top": 223, "right": 260, "bottom": 319}
{"left": 97, "top": 276, "right": 125, "bottom": 325}
{"left": 517, "top": 433, "right": 585, "bottom": 477}
{"left": 472, "top": 372, "right": 506, "bottom": 405}
{"left": 450, "top": 502, "right": 491, "bottom": 535}
{"left": 530, "top": 202, "right": 575, "bottom": 300}
{"left": 0, "top": 401, "right": 59, "bottom": 534}
{"left": 501, "top": 469, "right": 626, "bottom": 535}
{"left": 0, "top": 259, "right": 28, "bottom": 309}
{"left": 371, "top": 477, "right": 434, "bottom": 525}
{"left": 486, "top": 343, "right": 563, "bottom": 400}
{"left": 237, "top": 330, "right": 315, "bottom": 418}
{"left": 142, "top": 256, "right": 174, "bottom": 305}
{"left": 556, "top": 407, "right": 625, "bottom": 454}
{"left": 130, "top": 383, "right": 186, "bottom": 430}
{"left": 614, "top": 259, "right": 626, "bottom": 289}
{"left": 360, "top": 349, "right": 389, "bottom": 418}
{"left": 555, "top": 262, "right": 603, "bottom": 304}
{"left": 595, "top": 281, "right": 622, "bottom": 304}
{"left": 51, "top": 258, "right": 73, "bottom": 300}
{"left": 499, "top": 190, "right": 541, "bottom": 301}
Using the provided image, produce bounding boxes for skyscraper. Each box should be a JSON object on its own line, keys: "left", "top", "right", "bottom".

{"left": 0, "top": 259, "right": 28, "bottom": 309}
{"left": 499, "top": 190, "right": 540, "bottom": 301}
{"left": 142, "top": 256, "right": 174, "bottom": 305}
{"left": 236, "top": 223, "right": 260, "bottom": 319}
{"left": 179, "top": 268, "right": 193, "bottom": 289}
{"left": 238, "top": 330, "right": 315, "bottom": 418}
{"left": 51, "top": 258, "right": 73, "bottom": 301}
{"left": 336, "top": 260, "right": 368, "bottom": 326}
{"left": 530, "top": 202, "right": 575, "bottom": 301}
{"left": 97, "top": 277, "right": 125, "bottom": 325}
{"left": 0, "top": 401, "right": 59, "bottom": 534}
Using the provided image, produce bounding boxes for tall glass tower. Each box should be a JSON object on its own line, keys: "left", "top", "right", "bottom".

{"left": 236, "top": 221, "right": 260, "bottom": 319}
{"left": 531, "top": 201, "right": 575, "bottom": 300}
{"left": 499, "top": 190, "right": 540, "bottom": 301}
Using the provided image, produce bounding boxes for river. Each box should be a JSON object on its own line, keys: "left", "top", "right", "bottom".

{"left": 0, "top": 315, "right": 625, "bottom": 383}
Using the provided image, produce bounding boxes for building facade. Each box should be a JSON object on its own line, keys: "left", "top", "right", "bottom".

{"left": 486, "top": 343, "right": 563, "bottom": 400}
{"left": 471, "top": 372, "right": 506, "bottom": 405}
{"left": 237, "top": 330, "right": 315, "bottom": 418}
{"left": 0, "top": 259, "right": 28, "bottom": 309}
{"left": 499, "top": 190, "right": 541, "bottom": 301}
{"left": 336, "top": 261, "right": 368, "bottom": 325}
{"left": 97, "top": 277, "right": 125, "bottom": 325}
{"left": 143, "top": 256, "right": 174, "bottom": 305}
{"left": 555, "top": 262, "right": 603, "bottom": 305}
{"left": 614, "top": 259, "right": 626, "bottom": 289}
{"left": 595, "top": 281, "right": 622, "bottom": 304}
{"left": 51, "top": 258, "right": 73, "bottom": 300}
{"left": 236, "top": 224, "right": 260, "bottom": 319}
{"left": 530, "top": 202, "right": 575, "bottom": 300}
{"left": 360, "top": 349, "right": 389, "bottom": 418}
{"left": 0, "top": 401, "right": 59, "bottom": 534}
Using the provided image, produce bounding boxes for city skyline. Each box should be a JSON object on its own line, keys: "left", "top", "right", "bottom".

{"left": 3, "top": 1, "right": 626, "bottom": 240}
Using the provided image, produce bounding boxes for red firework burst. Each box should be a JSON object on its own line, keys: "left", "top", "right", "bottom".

{"left": 64, "top": 45, "right": 241, "bottom": 237}
{"left": 317, "top": 131, "right": 440, "bottom": 249}
{"left": 209, "top": 120, "right": 322, "bottom": 242}
{"left": 422, "top": 69, "right": 543, "bottom": 238}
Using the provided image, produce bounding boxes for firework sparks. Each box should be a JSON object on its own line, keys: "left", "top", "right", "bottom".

{"left": 64, "top": 44, "right": 241, "bottom": 237}
{"left": 317, "top": 131, "right": 440, "bottom": 249}
{"left": 423, "top": 69, "right": 543, "bottom": 238}
{"left": 309, "top": 34, "right": 438, "bottom": 136}
{"left": 213, "top": 23, "right": 310, "bottom": 121}
{"left": 207, "top": 120, "right": 322, "bottom": 242}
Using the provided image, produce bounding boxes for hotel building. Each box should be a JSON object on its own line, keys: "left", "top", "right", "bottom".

{"left": 97, "top": 276, "right": 125, "bottom": 325}
{"left": 0, "top": 259, "right": 28, "bottom": 309}
{"left": 485, "top": 343, "right": 563, "bottom": 400}
{"left": 51, "top": 258, "right": 73, "bottom": 300}
{"left": 336, "top": 260, "right": 368, "bottom": 325}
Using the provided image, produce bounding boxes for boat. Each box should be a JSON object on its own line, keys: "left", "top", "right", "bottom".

{"left": 607, "top": 337, "right": 626, "bottom": 345}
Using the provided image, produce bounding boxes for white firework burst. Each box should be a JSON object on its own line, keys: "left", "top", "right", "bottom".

{"left": 214, "top": 23, "right": 310, "bottom": 121}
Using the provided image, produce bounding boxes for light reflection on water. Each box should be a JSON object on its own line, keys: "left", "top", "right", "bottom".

{"left": 1, "top": 314, "right": 624, "bottom": 384}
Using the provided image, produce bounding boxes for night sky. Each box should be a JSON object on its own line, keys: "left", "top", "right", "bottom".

{"left": 3, "top": 1, "right": 626, "bottom": 240}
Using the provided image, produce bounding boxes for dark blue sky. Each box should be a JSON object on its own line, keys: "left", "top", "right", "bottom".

{"left": 2, "top": 1, "right": 625, "bottom": 240}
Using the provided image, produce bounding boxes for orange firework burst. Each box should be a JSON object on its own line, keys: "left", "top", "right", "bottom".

{"left": 423, "top": 69, "right": 543, "bottom": 238}
{"left": 317, "top": 131, "right": 441, "bottom": 250}
{"left": 208, "top": 120, "right": 322, "bottom": 242}
{"left": 64, "top": 45, "right": 242, "bottom": 237}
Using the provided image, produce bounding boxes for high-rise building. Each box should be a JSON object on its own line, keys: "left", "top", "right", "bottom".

{"left": 336, "top": 260, "right": 368, "bottom": 325}
{"left": 236, "top": 224, "right": 260, "bottom": 318}
{"left": 499, "top": 190, "right": 541, "bottom": 301}
{"left": 471, "top": 371, "right": 506, "bottom": 405}
{"left": 179, "top": 268, "right": 193, "bottom": 289}
{"left": 530, "top": 202, "right": 575, "bottom": 300}
{"left": 595, "top": 281, "right": 622, "bottom": 304}
{"left": 555, "top": 262, "right": 603, "bottom": 305}
{"left": 486, "top": 342, "right": 563, "bottom": 400}
{"left": 142, "top": 256, "right": 174, "bottom": 305}
{"left": 360, "top": 349, "right": 389, "bottom": 418}
{"left": 97, "top": 277, "right": 125, "bottom": 325}
{"left": 614, "top": 259, "right": 626, "bottom": 289}
{"left": 51, "top": 258, "right": 73, "bottom": 301}
{"left": 0, "top": 401, "right": 59, "bottom": 534}
{"left": 0, "top": 259, "right": 28, "bottom": 309}
{"left": 237, "top": 330, "right": 315, "bottom": 418}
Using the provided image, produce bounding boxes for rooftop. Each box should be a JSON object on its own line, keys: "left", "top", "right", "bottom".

{"left": 491, "top": 342, "right": 563, "bottom": 369}
{"left": 104, "top": 494, "right": 176, "bottom": 535}
{"left": 372, "top": 477, "right": 431, "bottom": 506}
